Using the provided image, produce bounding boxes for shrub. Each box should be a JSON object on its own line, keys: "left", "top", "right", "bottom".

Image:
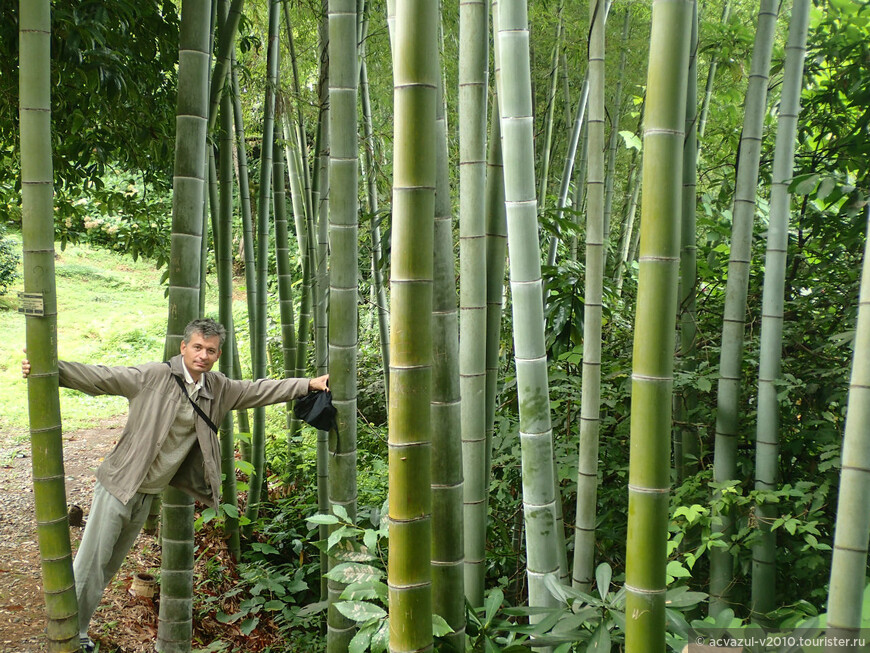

{"left": 0, "top": 227, "right": 19, "bottom": 296}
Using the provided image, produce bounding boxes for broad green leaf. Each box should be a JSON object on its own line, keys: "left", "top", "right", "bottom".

{"left": 241, "top": 617, "right": 259, "bottom": 636}
{"left": 553, "top": 608, "right": 599, "bottom": 630}
{"left": 665, "top": 586, "right": 708, "bottom": 608}
{"left": 200, "top": 507, "right": 216, "bottom": 523}
{"left": 332, "top": 504, "right": 350, "bottom": 522}
{"left": 484, "top": 588, "right": 504, "bottom": 625}
{"left": 263, "top": 600, "right": 284, "bottom": 611}
{"left": 215, "top": 611, "right": 242, "bottom": 624}
{"left": 221, "top": 503, "right": 239, "bottom": 519}
{"left": 665, "top": 607, "right": 691, "bottom": 639}
{"left": 596, "top": 563, "right": 612, "bottom": 601}
{"left": 334, "top": 600, "right": 387, "bottom": 623}
{"left": 817, "top": 177, "right": 836, "bottom": 200}
{"left": 587, "top": 623, "right": 611, "bottom": 652}
{"left": 619, "top": 130, "right": 642, "bottom": 151}
{"left": 667, "top": 560, "right": 692, "bottom": 580}
{"left": 371, "top": 618, "right": 389, "bottom": 653}
{"left": 340, "top": 580, "right": 389, "bottom": 602}
{"left": 327, "top": 525, "right": 354, "bottom": 551}
{"left": 432, "top": 613, "right": 454, "bottom": 637}
{"left": 307, "top": 513, "right": 340, "bottom": 525}
{"left": 332, "top": 546, "right": 378, "bottom": 562}
{"left": 349, "top": 623, "right": 375, "bottom": 653}
{"left": 235, "top": 459, "right": 255, "bottom": 476}
{"left": 324, "top": 562, "right": 384, "bottom": 585}
{"left": 790, "top": 172, "right": 819, "bottom": 195}
{"left": 713, "top": 608, "right": 736, "bottom": 629}
{"left": 296, "top": 600, "right": 329, "bottom": 617}
{"left": 363, "top": 528, "right": 378, "bottom": 552}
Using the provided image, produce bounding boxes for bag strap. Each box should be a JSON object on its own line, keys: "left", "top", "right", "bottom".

{"left": 165, "top": 362, "right": 219, "bottom": 434}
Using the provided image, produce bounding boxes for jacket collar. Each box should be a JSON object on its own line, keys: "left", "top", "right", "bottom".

{"left": 168, "top": 354, "right": 214, "bottom": 400}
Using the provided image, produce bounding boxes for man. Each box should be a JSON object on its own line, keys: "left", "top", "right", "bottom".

{"left": 22, "top": 318, "right": 328, "bottom": 652}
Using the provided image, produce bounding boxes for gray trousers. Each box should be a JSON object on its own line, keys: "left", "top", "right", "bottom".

{"left": 74, "top": 481, "right": 155, "bottom": 635}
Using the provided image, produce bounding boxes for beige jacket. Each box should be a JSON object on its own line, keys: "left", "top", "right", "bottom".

{"left": 59, "top": 355, "right": 310, "bottom": 508}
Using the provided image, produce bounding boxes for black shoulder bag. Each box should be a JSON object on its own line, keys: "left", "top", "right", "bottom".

{"left": 294, "top": 390, "right": 338, "bottom": 433}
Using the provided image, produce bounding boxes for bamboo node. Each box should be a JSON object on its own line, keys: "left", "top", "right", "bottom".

{"left": 627, "top": 483, "right": 669, "bottom": 494}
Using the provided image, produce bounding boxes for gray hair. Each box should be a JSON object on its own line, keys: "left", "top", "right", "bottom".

{"left": 183, "top": 318, "right": 227, "bottom": 347}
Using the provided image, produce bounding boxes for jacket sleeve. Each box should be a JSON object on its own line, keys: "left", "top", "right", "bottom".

{"left": 218, "top": 376, "right": 311, "bottom": 411}
{"left": 58, "top": 361, "right": 147, "bottom": 399}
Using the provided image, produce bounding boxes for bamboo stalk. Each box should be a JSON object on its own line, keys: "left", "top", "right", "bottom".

{"left": 388, "top": 1, "right": 437, "bottom": 649}
{"left": 20, "top": 3, "right": 79, "bottom": 648}
{"left": 459, "top": 0, "right": 490, "bottom": 609}
{"left": 326, "top": 0, "right": 359, "bottom": 648}
{"left": 624, "top": 1, "right": 693, "bottom": 650}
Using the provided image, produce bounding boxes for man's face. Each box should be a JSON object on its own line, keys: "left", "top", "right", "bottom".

{"left": 180, "top": 332, "right": 222, "bottom": 380}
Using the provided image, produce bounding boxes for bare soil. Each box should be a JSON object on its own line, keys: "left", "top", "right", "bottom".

{"left": 0, "top": 417, "right": 165, "bottom": 653}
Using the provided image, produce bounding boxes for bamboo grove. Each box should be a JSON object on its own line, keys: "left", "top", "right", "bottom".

{"left": 10, "top": 0, "right": 870, "bottom": 651}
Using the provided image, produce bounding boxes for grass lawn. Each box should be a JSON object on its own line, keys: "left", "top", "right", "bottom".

{"left": 0, "top": 231, "right": 219, "bottom": 435}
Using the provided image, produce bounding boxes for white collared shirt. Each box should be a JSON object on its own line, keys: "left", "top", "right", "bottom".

{"left": 181, "top": 362, "right": 203, "bottom": 399}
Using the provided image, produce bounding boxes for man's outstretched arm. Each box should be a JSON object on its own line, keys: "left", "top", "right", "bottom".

{"left": 22, "top": 350, "right": 144, "bottom": 398}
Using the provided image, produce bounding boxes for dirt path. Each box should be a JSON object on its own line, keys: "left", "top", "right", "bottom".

{"left": 0, "top": 417, "right": 161, "bottom": 653}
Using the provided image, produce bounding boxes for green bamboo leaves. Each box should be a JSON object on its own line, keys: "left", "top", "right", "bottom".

{"left": 20, "top": 1, "right": 79, "bottom": 649}
{"left": 388, "top": 0, "right": 438, "bottom": 650}
{"left": 625, "top": 1, "right": 693, "bottom": 650}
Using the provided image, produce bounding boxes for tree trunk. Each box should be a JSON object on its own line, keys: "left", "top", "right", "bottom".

{"left": 431, "top": 43, "right": 465, "bottom": 650}
{"left": 572, "top": 0, "right": 607, "bottom": 592}
{"left": 751, "top": 0, "right": 810, "bottom": 619}
{"left": 326, "top": 0, "right": 359, "bottom": 649}
{"left": 697, "top": 0, "right": 732, "bottom": 140}
{"left": 273, "top": 120, "right": 299, "bottom": 414}
{"left": 243, "top": 0, "right": 281, "bottom": 534}
{"left": 230, "top": 51, "right": 256, "bottom": 464}
{"left": 483, "top": 84, "right": 507, "bottom": 594}
{"left": 674, "top": 2, "right": 699, "bottom": 482}
{"left": 545, "top": 75, "right": 588, "bottom": 268}
{"left": 496, "top": 0, "right": 562, "bottom": 615}
{"left": 20, "top": 1, "right": 79, "bottom": 649}
{"left": 602, "top": 9, "right": 630, "bottom": 269}
{"left": 459, "top": 0, "right": 490, "bottom": 609}
{"left": 826, "top": 205, "right": 870, "bottom": 639}
{"left": 216, "top": 17, "right": 241, "bottom": 558}
{"left": 388, "top": 1, "right": 437, "bottom": 650}
{"left": 624, "top": 1, "right": 692, "bottom": 649}
{"left": 358, "top": 2, "right": 391, "bottom": 403}
{"left": 710, "top": 0, "right": 778, "bottom": 615}
{"left": 536, "top": 0, "right": 564, "bottom": 215}
{"left": 313, "top": 0, "right": 331, "bottom": 603}
{"left": 158, "top": 1, "right": 212, "bottom": 649}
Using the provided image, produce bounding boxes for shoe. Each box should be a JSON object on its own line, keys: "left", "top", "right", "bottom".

{"left": 80, "top": 635, "right": 96, "bottom": 652}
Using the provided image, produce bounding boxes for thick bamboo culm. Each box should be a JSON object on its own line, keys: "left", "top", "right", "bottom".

{"left": 624, "top": 1, "right": 693, "bottom": 650}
